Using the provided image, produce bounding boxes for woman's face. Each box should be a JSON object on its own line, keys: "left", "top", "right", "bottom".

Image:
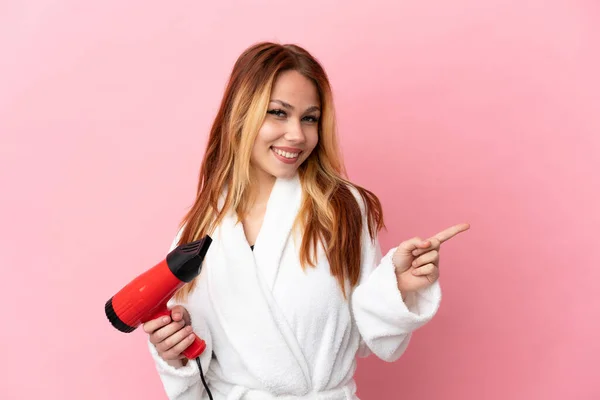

{"left": 250, "top": 70, "right": 320, "bottom": 181}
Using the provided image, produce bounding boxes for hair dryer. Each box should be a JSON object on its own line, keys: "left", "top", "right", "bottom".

{"left": 104, "top": 236, "right": 212, "bottom": 359}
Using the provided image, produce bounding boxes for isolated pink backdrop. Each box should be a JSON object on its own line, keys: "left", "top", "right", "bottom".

{"left": 1, "top": 1, "right": 599, "bottom": 399}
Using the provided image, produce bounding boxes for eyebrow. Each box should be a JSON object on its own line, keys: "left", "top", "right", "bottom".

{"left": 270, "top": 99, "right": 320, "bottom": 113}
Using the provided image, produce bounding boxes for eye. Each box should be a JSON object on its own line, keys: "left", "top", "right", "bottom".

{"left": 302, "top": 115, "right": 319, "bottom": 123}
{"left": 267, "top": 109, "right": 287, "bottom": 118}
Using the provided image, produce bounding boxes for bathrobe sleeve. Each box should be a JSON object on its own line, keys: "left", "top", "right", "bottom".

{"left": 146, "top": 228, "right": 213, "bottom": 400}
{"left": 350, "top": 192, "right": 442, "bottom": 362}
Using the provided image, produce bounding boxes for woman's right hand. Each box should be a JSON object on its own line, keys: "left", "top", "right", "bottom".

{"left": 143, "top": 305, "right": 196, "bottom": 366}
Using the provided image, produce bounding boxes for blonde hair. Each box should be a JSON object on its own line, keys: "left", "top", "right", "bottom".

{"left": 174, "top": 42, "right": 384, "bottom": 301}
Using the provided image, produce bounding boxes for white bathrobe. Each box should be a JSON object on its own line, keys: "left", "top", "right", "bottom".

{"left": 147, "top": 174, "right": 442, "bottom": 399}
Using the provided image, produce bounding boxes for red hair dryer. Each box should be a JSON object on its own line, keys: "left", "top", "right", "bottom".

{"left": 104, "top": 236, "right": 212, "bottom": 359}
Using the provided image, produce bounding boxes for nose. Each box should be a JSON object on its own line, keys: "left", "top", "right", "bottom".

{"left": 284, "top": 120, "right": 306, "bottom": 144}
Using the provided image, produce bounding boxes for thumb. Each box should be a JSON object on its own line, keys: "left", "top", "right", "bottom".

{"left": 397, "top": 237, "right": 430, "bottom": 255}
{"left": 170, "top": 305, "right": 191, "bottom": 325}
{"left": 392, "top": 237, "right": 431, "bottom": 273}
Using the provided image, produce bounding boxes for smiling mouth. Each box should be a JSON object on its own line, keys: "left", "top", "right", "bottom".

{"left": 271, "top": 147, "right": 301, "bottom": 159}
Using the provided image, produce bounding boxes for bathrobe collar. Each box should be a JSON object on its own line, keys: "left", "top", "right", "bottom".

{"left": 205, "top": 173, "right": 312, "bottom": 395}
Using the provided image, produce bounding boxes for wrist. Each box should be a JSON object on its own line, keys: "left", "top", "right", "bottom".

{"left": 390, "top": 249, "right": 414, "bottom": 301}
{"left": 399, "top": 286, "right": 413, "bottom": 302}
{"left": 395, "top": 273, "right": 414, "bottom": 301}
{"left": 166, "top": 358, "right": 184, "bottom": 368}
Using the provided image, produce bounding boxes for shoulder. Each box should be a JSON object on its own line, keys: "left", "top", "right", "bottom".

{"left": 169, "top": 225, "right": 185, "bottom": 252}
{"left": 345, "top": 182, "right": 362, "bottom": 202}
{"left": 340, "top": 181, "right": 370, "bottom": 216}
{"left": 339, "top": 180, "right": 385, "bottom": 240}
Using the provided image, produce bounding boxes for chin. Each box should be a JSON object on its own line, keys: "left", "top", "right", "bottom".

{"left": 252, "top": 153, "right": 309, "bottom": 181}
{"left": 271, "top": 168, "right": 298, "bottom": 179}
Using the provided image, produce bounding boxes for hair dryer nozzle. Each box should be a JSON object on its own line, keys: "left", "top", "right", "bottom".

{"left": 104, "top": 235, "right": 212, "bottom": 334}
{"left": 105, "top": 297, "right": 136, "bottom": 333}
{"left": 166, "top": 235, "right": 213, "bottom": 282}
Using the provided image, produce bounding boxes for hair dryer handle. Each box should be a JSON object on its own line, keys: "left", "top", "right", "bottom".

{"left": 151, "top": 309, "right": 207, "bottom": 359}
{"left": 182, "top": 335, "right": 207, "bottom": 359}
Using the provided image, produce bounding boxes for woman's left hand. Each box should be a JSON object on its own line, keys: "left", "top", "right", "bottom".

{"left": 392, "top": 223, "right": 470, "bottom": 295}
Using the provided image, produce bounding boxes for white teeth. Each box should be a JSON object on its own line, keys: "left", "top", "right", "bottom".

{"left": 273, "top": 148, "right": 299, "bottom": 159}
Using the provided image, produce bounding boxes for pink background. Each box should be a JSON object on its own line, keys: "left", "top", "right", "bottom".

{"left": 1, "top": 1, "right": 599, "bottom": 399}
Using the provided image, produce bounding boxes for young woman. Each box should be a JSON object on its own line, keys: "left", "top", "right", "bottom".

{"left": 143, "top": 42, "right": 469, "bottom": 399}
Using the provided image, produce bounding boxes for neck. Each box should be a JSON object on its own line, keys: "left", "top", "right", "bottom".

{"left": 248, "top": 166, "right": 276, "bottom": 208}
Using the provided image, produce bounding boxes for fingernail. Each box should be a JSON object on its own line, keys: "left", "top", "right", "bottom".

{"left": 173, "top": 312, "right": 181, "bottom": 320}
{"left": 188, "top": 334, "right": 195, "bottom": 340}
{"left": 186, "top": 326, "right": 193, "bottom": 333}
{"left": 163, "top": 317, "right": 170, "bottom": 323}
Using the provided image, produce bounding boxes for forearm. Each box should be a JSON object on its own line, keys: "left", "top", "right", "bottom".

{"left": 352, "top": 248, "right": 442, "bottom": 361}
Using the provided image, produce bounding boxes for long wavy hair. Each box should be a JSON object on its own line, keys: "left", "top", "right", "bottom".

{"left": 174, "top": 42, "right": 384, "bottom": 301}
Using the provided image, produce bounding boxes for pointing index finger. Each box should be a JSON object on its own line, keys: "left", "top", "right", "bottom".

{"left": 433, "top": 223, "right": 470, "bottom": 244}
